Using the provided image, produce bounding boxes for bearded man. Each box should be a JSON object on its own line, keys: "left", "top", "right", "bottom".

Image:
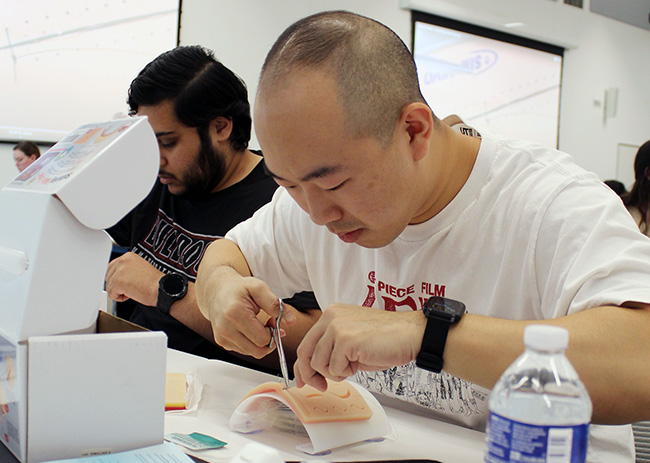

{"left": 105, "top": 46, "right": 319, "bottom": 373}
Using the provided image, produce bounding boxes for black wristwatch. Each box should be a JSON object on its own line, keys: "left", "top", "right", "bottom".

{"left": 416, "top": 296, "right": 466, "bottom": 373}
{"left": 157, "top": 272, "right": 188, "bottom": 313}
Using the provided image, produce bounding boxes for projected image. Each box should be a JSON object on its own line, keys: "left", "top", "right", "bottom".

{"left": 0, "top": 0, "right": 178, "bottom": 142}
{"left": 413, "top": 18, "right": 563, "bottom": 147}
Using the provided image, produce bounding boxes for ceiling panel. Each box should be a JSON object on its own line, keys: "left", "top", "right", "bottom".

{"left": 591, "top": 0, "right": 650, "bottom": 31}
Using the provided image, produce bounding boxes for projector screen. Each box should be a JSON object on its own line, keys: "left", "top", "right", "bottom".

{"left": 0, "top": 0, "right": 179, "bottom": 143}
{"left": 412, "top": 11, "right": 564, "bottom": 147}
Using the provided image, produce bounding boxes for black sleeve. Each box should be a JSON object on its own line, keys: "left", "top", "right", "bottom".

{"left": 106, "top": 208, "right": 136, "bottom": 247}
{"left": 284, "top": 291, "right": 320, "bottom": 312}
{"left": 105, "top": 182, "right": 160, "bottom": 248}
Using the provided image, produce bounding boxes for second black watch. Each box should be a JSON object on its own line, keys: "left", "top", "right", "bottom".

{"left": 415, "top": 296, "right": 466, "bottom": 373}
{"left": 157, "top": 272, "right": 188, "bottom": 314}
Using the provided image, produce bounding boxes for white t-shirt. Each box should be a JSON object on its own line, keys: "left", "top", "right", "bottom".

{"left": 628, "top": 205, "right": 650, "bottom": 236}
{"left": 227, "top": 135, "right": 650, "bottom": 462}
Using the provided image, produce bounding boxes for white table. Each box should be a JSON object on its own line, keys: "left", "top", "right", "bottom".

{"left": 165, "top": 349, "right": 486, "bottom": 463}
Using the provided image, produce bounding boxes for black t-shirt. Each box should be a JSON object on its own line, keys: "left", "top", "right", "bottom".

{"left": 107, "top": 157, "right": 318, "bottom": 367}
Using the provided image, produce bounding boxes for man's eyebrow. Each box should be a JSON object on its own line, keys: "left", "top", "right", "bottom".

{"left": 264, "top": 163, "right": 342, "bottom": 182}
{"left": 154, "top": 131, "right": 174, "bottom": 137}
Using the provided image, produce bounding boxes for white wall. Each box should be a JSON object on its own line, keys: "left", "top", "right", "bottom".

{"left": 179, "top": 0, "right": 650, "bottom": 185}
{"left": 3, "top": 0, "right": 648, "bottom": 188}
{"left": 559, "top": 13, "right": 650, "bottom": 184}
{"left": 0, "top": 144, "right": 19, "bottom": 187}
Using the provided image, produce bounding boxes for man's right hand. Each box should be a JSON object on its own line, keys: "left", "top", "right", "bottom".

{"left": 202, "top": 269, "right": 288, "bottom": 358}
{"left": 196, "top": 239, "right": 295, "bottom": 359}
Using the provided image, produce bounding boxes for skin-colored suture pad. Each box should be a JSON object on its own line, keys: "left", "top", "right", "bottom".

{"left": 241, "top": 380, "right": 373, "bottom": 424}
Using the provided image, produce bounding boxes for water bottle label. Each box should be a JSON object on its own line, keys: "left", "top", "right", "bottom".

{"left": 484, "top": 412, "right": 589, "bottom": 463}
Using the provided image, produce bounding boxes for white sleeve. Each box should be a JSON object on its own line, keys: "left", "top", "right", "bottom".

{"left": 535, "top": 178, "right": 650, "bottom": 317}
{"left": 225, "top": 188, "right": 313, "bottom": 298}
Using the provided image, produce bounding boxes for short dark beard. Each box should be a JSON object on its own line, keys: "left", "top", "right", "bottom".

{"left": 177, "top": 125, "right": 227, "bottom": 200}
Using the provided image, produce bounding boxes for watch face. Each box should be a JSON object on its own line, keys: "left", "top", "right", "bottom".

{"left": 163, "top": 274, "right": 186, "bottom": 297}
{"left": 424, "top": 296, "right": 466, "bottom": 322}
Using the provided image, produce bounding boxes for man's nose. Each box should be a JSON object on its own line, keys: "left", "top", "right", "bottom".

{"left": 304, "top": 190, "right": 342, "bottom": 226}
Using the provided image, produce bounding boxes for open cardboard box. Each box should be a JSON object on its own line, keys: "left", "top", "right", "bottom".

{"left": 1, "top": 312, "right": 167, "bottom": 462}
{"left": 0, "top": 117, "right": 167, "bottom": 462}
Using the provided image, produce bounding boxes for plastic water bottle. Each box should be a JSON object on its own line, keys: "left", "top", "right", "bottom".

{"left": 484, "top": 325, "right": 592, "bottom": 463}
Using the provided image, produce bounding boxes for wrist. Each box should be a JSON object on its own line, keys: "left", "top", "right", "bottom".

{"left": 196, "top": 265, "right": 241, "bottom": 318}
{"left": 197, "top": 264, "right": 229, "bottom": 312}
{"left": 150, "top": 272, "right": 164, "bottom": 307}
{"left": 411, "top": 310, "right": 428, "bottom": 362}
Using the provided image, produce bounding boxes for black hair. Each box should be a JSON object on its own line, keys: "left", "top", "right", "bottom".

{"left": 623, "top": 140, "right": 650, "bottom": 233}
{"left": 127, "top": 45, "right": 251, "bottom": 151}
{"left": 604, "top": 179, "right": 626, "bottom": 197}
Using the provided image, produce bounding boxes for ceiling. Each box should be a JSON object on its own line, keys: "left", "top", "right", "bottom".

{"left": 590, "top": 0, "right": 650, "bottom": 31}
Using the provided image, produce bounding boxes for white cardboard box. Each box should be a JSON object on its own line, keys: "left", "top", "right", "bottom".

{"left": 0, "top": 117, "right": 166, "bottom": 462}
{"left": 8, "top": 318, "right": 166, "bottom": 463}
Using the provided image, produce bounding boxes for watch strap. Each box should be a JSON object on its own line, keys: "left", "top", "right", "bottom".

{"left": 156, "top": 288, "right": 175, "bottom": 314}
{"left": 415, "top": 313, "right": 450, "bottom": 374}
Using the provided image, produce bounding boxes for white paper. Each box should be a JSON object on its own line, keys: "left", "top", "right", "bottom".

{"left": 41, "top": 442, "right": 193, "bottom": 463}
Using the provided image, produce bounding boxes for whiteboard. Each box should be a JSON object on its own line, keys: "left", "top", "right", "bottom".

{"left": 0, "top": 0, "right": 179, "bottom": 143}
{"left": 413, "top": 15, "right": 563, "bottom": 148}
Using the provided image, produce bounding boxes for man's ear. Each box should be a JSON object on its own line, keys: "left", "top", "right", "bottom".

{"left": 210, "top": 116, "right": 233, "bottom": 142}
{"left": 399, "top": 103, "right": 433, "bottom": 161}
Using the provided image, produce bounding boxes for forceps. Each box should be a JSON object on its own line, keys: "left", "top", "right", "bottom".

{"left": 269, "top": 298, "right": 291, "bottom": 388}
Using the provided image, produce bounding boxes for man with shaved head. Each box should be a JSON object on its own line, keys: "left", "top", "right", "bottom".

{"left": 196, "top": 11, "right": 650, "bottom": 462}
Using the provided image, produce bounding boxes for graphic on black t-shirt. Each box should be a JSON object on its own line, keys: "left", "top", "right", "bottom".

{"left": 106, "top": 160, "right": 319, "bottom": 361}
{"left": 134, "top": 209, "right": 217, "bottom": 279}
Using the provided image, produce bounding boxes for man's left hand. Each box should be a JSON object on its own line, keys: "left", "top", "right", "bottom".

{"left": 294, "top": 304, "right": 425, "bottom": 391}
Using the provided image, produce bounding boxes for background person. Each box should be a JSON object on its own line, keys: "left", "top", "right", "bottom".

{"left": 12, "top": 140, "right": 40, "bottom": 172}
{"left": 623, "top": 140, "right": 650, "bottom": 236}
{"left": 604, "top": 179, "right": 626, "bottom": 198}
{"left": 105, "top": 45, "right": 319, "bottom": 373}
{"left": 195, "top": 11, "right": 650, "bottom": 462}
